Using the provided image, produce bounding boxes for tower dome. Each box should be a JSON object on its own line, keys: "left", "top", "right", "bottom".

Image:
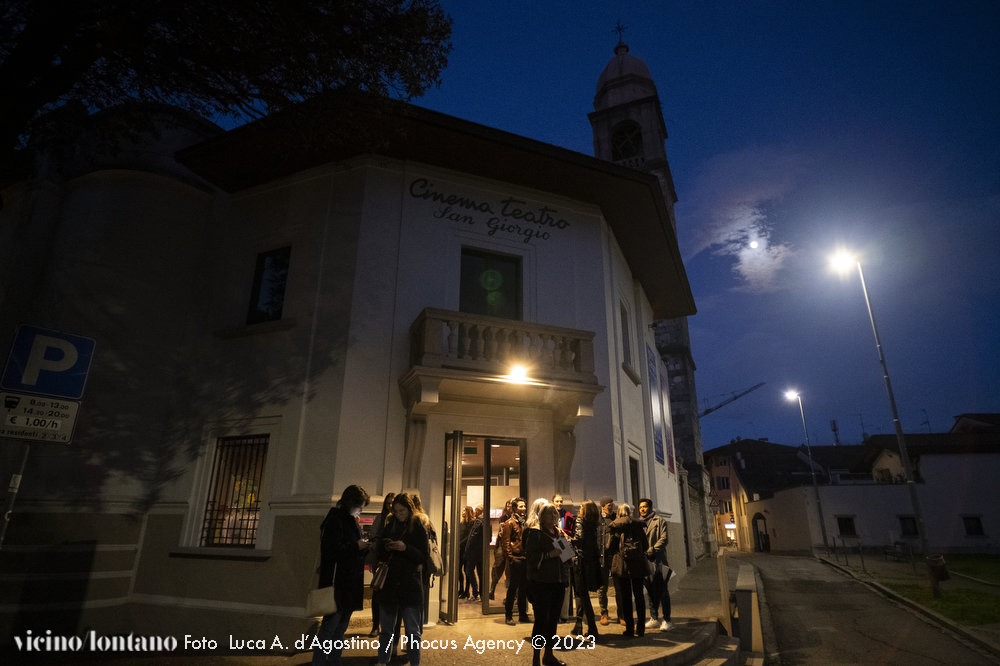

{"left": 594, "top": 42, "right": 658, "bottom": 111}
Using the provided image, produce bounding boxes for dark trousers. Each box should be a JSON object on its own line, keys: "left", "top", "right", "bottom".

{"left": 644, "top": 566, "right": 672, "bottom": 621}
{"left": 529, "top": 580, "right": 566, "bottom": 653}
{"left": 572, "top": 566, "right": 597, "bottom": 631}
{"left": 504, "top": 558, "right": 529, "bottom": 618}
{"left": 464, "top": 558, "right": 482, "bottom": 597}
{"left": 490, "top": 550, "right": 506, "bottom": 595}
{"left": 612, "top": 575, "right": 646, "bottom": 633}
{"left": 597, "top": 563, "right": 611, "bottom": 615}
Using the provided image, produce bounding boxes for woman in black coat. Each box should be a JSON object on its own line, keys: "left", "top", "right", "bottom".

{"left": 367, "top": 493, "right": 395, "bottom": 637}
{"left": 312, "top": 484, "right": 371, "bottom": 665}
{"left": 570, "top": 499, "right": 602, "bottom": 638}
{"left": 463, "top": 505, "right": 485, "bottom": 600}
{"left": 374, "top": 492, "right": 429, "bottom": 666}
{"left": 607, "top": 503, "right": 649, "bottom": 638}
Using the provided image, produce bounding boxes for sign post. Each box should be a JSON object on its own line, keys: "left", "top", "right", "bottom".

{"left": 0, "top": 325, "right": 96, "bottom": 549}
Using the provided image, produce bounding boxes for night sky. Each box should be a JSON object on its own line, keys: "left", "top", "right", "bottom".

{"left": 416, "top": 1, "right": 1000, "bottom": 449}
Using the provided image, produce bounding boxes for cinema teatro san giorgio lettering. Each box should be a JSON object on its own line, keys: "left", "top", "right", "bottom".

{"left": 409, "top": 178, "right": 572, "bottom": 244}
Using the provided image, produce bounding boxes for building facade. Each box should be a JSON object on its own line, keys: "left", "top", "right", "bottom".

{"left": 0, "top": 90, "right": 695, "bottom": 641}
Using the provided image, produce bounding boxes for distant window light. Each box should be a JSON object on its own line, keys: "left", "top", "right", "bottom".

{"left": 962, "top": 515, "right": 985, "bottom": 537}
{"left": 247, "top": 246, "right": 291, "bottom": 325}
{"left": 836, "top": 515, "right": 857, "bottom": 537}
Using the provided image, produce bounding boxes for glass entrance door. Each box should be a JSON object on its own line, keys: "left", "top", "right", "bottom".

{"left": 480, "top": 437, "right": 526, "bottom": 615}
{"left": 440, "top": 432, "right": 526, "bottom": 620}
{"left": 440, "top": 431, "right": 461, "bottom": 624}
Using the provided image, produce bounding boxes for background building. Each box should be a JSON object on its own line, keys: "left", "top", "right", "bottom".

{"left": 704, "top": 417, "right": 1000, "bottom": 554}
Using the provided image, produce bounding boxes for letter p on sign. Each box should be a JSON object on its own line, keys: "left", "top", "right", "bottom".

{"left": 1, "top": 326, "right": 96, "bottom": 399}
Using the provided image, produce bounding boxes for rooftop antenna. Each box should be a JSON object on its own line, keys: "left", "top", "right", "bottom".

{"left": 920, "top": 409, "right": 932, "bottom": 433}
{"left": 830, "top": 419, "right": 841, "bottom": 445}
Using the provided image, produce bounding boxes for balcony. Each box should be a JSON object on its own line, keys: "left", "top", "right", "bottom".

{"left": 401, "top": 308, "right": 603, "bottom": 425}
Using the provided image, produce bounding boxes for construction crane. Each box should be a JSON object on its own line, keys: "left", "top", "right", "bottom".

{"left": 699, "top": 382, "right": 766, "bottom": 418}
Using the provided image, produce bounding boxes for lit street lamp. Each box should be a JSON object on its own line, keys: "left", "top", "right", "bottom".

{"left": 784, "top": 390, "right": 829, "bottom": 548}
{"left": 830, "top": 250, "right": 936, "bottom": 592}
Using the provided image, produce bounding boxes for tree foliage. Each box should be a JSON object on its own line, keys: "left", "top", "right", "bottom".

{"left": 0, "top": 0, "right": 452, "bottom": 152}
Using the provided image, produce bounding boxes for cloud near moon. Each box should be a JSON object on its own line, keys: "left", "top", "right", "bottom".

{"left": 681, "top": 145, "right": 810, "bottom": 293}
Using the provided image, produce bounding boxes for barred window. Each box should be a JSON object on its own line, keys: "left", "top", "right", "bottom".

{"left": 201, "top": 434, "right": 268, "bottom": 547}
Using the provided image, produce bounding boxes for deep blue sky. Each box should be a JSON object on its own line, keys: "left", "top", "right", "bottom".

{"left": 416, "top": 1, "right": 1000, "bottom": 449}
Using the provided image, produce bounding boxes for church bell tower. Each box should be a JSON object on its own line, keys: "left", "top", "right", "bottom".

{"left": 589, "top": 37, "right": 716, "bottom": 559}
{"left": 588, "top": 39, "right": 679, "bottom": 232}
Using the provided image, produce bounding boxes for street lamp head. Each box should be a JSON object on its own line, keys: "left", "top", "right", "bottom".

{"left": 830, "top": 249, "right": 857, "bottom": 275}
{"left": 784, "top": 390, "right": 800, "bottom": 402}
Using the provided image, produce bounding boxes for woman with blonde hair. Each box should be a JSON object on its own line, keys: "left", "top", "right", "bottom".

{"left": 524, "top": 502, "right": 569, "bottom": 666}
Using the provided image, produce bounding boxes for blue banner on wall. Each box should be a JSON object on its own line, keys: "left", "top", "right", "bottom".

{"left": 647, "top": 345, "right": 665, "bottom": 465}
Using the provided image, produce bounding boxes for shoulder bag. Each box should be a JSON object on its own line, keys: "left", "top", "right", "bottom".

{"left": 371, "top": 554, "right": 391, "bottom": 592}
{"left": 305, "top": 559, "right": 337, "bottom": 618}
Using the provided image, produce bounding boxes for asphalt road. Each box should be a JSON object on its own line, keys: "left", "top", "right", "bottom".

{"left": 748, "top": 554, "right": 997, "bottom": 665}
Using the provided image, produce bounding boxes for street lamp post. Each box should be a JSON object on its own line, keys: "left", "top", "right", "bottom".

{"left": 831, "top": 251, "right": 936, "bottom": 594}
{"left": 784, "top": 391, "right": 829, "bottom": 549}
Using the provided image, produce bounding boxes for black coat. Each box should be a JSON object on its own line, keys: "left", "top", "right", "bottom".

{"left": 317, "top": 506, "right": 365, "bottom": 613}
{"left": 464, "top": 517, "right": 484, "bottom": 563}
{"left": 607, "top": 517, "right": 650, "bottom": 579}
{"left": 375, "top": 518, "right": 429, "bottom": 608}
{"left": 572, "top": 517, "right": 602, "bottom": 592}
{"left": 524, "top": 526, "right": 569, "bottom": 585}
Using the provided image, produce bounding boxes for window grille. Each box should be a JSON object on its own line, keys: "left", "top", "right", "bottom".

{"left": 200, "top": 434, "right": 268, "bottom": 547}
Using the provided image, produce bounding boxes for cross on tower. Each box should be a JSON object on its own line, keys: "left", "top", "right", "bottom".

{"left": 614, "top": 20, "right": 628, "bottom": 42}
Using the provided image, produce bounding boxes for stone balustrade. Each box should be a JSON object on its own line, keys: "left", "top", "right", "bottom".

{"left": 410, "top": 308, "right": 597, "bottom": 385}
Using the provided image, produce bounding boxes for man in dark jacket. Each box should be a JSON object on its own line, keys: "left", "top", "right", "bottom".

{"left": 502, "top": 497, "right": 529, "bottom": 625}
{"left": 638, "top": 498, "right": 672, "bottom": 632}
{"left": 314, "top": 484, "right": 370, "bottom": 665}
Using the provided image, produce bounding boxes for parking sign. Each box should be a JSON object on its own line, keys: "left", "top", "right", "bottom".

{"left": 1, "top": 325, "right": 96, "bottom": 400}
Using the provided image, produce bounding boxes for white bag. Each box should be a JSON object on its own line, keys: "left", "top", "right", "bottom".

{"left": 305, "top": 584, "right": 337, "bottom": 618}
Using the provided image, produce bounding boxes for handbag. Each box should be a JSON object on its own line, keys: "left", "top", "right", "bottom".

{"left": 370, "top": 559, "right": 390, "bottom": 592}
{"left": 305, "top": 562, "right": 337, "bottom": 618}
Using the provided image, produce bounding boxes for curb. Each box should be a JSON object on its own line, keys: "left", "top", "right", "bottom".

{"left": 817, "top": 556, "right": 1000, "bottom": 661}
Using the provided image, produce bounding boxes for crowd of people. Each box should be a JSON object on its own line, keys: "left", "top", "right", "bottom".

{"left": 311, "top": 486, "right": 674, "bottom": 666}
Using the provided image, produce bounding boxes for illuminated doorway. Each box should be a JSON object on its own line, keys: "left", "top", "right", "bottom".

{"left": 441, "top": 432, "right": 526, "bottom": 623}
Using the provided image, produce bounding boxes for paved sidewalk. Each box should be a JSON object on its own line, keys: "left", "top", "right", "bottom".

{"left": 35, "top": 553, "right": 741, "bottom": 665}
{"left": 283, "top": 553, "right": 740, "bottom": 665}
